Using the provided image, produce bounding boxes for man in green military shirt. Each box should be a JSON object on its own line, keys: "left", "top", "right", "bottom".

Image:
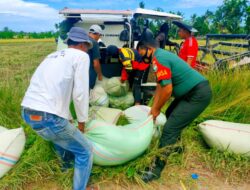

{"left": 137, "top": 34, "right": 212, "bottom": 182}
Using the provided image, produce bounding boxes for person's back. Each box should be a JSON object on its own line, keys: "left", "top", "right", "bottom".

{"left": 21, "top": 27, "right": 97, "bottom": 190}
{"left": 119, "top": 48, "right": 142, "bottom": 66}
{"left": 22, "top": 48, "right": 89, "bottom": 121}
{"left": 152, "top": 48, "right": 205, "bottom": 98}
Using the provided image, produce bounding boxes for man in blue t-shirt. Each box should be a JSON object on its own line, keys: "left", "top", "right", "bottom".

{"left": 88, "top": 25, "right": 103, "bottom": 89}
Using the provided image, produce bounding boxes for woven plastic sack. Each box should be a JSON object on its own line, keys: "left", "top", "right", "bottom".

{"left": 0, "top": 126, "right": 26, "bottom": 178}
{"left": 199, "top": 120, "right": 250, "bottom": 156}
{"left": 95, "top": 76, "right": 108, "bottom": 87}
{"left": 85, "top": 116, "right": 154, "bottom": 165}
{"left": 104, "top": 77, "right": 129, "bottom": 97}
{"left": 88, "top": 106, "right": 122, "bottom": 124}
{"left": 109, "top": 92, "right": 134, "bottom": 110}
{"left": 89, "top": 85, "right": 109, "bottom": 107}
{"left": 124, "top": 105, "right": 167, "bottom": 126}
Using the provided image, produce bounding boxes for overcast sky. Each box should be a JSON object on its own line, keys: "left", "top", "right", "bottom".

{"left": 0, "top": 0, "right": 224, "bottom": 32}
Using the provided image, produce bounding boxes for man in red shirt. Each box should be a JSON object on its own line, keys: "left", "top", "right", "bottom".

{"left": 173, "top": 21, "right": 198, "bottom": 68}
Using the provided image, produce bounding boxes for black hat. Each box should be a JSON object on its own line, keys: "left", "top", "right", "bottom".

{"left": 172, "top": 21, "right": 198, "bottom": 33}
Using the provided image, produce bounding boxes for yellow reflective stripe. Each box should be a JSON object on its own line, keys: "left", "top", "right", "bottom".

{"left": 123, "top": 60, "right": 133, "bottom": 70}
{"left": 120, "top": 48, "right": 129, "bottom": 59}
{"left": 123, "top": 60, "right": 131, "bottom": 66}
{"left": 120, "top": 48, "right": 134, "bottom": 69}
{"left": 126, "top": 48, "right": 135, "bottom": 60}
{"left": 120, "top": 48, "right": 135, "bottom": 61}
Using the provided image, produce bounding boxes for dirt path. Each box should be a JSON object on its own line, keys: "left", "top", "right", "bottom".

{"left": 26, "top": 165, "right": 250, "bottom": 190}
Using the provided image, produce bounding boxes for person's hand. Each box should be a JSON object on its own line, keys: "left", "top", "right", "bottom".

{"left": 149, "top": 107, "right": 160, "bottom": 121}
{"left": 98, "top": 74, "right": 103, "bottom": 81}
{"left": 120, "top": 79, "right": 126, "bottom": 83}
{"left": 78, "top": 122, "right": 85, "bottom": 132}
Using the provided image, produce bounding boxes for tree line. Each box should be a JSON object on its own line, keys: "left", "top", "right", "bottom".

{"left": 0, "top": 27, "right": 57, "bottom": 39}
{"left": 190, "top": 0, "right": 249, "bottom": 35}
{"left": 141, "top": 0, "right": 249, "bottom": 37}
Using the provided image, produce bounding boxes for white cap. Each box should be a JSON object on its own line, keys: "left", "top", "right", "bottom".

{"left": 89, "top": 25, "right": 103, "bottom": 35}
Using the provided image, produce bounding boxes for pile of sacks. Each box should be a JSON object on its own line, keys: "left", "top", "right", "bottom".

{"left": 86, "top": 105, "right": 167, "bottom": 166}
{"left": 87, "top": 77, "right": 168, "bottom": 166}
{"left": 89, "top": 77, "right": 134, "bottom": 109}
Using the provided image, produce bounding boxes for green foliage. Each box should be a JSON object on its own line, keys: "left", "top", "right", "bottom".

{"left": 140, "top": 0, "right": 249, "bottom": 36}
{"left": 193, "top": 16, "right": 210, "bottom": 35}
{"left": 246, "top": 6, "right": 250, "bottom": 33}
{"left": 213, "top": 0, "right": 249, "bottom": 34}
{"left": 190, "top": 0, "right": 249, "bottom": 35}
{"left": 116, "top": 114, "right": 130, "bottom": 126}
{"left": 139, "top": 1, "right": 145, "bottom": 8}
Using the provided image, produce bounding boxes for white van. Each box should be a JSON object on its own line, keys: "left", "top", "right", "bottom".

{"left": 58, "top": 8, "right": 182, "bottom": 49}
{"left": 58, "top": 8, "right": 182, "bottom": 103}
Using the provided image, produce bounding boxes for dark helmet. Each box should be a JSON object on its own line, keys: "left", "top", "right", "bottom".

{"left": 106, "top": 45, "right": 119, "bottom": 57}
{"left": 140, "top": 28, "right": 157, "bottom": 47}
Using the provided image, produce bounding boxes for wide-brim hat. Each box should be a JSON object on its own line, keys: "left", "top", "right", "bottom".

{"left": 172, "top": 21, "right": 198, "bottom": 33}
{"left": 64, "top": 27, "right": 93, "bottom": 48}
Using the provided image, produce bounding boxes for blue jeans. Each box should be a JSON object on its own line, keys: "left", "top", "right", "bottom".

{"left": 22, "top": 107, "right": 93, "bottom": 190}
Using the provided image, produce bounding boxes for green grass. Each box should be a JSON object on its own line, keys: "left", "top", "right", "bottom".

{"left": 0, "top": 41, "right": 249, "bottom": 189}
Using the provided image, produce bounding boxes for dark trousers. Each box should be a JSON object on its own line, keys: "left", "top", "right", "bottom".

{"left": 159, "top": 80, "right": 212, "bottom": 148}
{"left": 129, "top": 69, "right": 149, "bottom": 104}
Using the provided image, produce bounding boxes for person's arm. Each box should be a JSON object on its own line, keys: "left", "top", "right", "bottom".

{"left": 132, "top": 60, "right": 149, "bottom": 70}
{"left": 150, "top": 57, "right": 172, "bottom": 120}
{"left": 186, "top": 57, "right": 194, "bottom": 66}
{"left": 151, "top": 83, "right": 161, "bottom": 108}
{"left": 92, "top": 41, "right": 103, "bottom": 81}
{"left": 73, "top": 54, "right": 90, "bottom": 132}
{"left": 93, "top": 59, "right": 102, "bottom": 80}
{"left": 150, "top": 83, "right": 172, "bottom": 120}
{"left": 77, "top": 122, "right": 85, "bottom": 132}
{"left": 121, "top": 67, "right": 128, "bottom": 82}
